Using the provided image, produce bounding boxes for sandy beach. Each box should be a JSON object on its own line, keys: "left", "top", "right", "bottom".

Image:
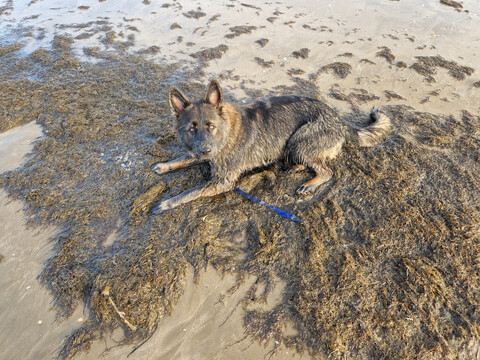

{"left": 0, "top": 1, "right": 479, "bottom": 359}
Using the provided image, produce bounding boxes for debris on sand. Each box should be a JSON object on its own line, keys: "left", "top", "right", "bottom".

{"left": 253, "top": 57, "right": 274, "bottom": 68}
{"left": 337, "top": 52, "right": 353, "bottom": 58}
{"left": 241, "top": 3, "right": 261, "bottom": 10}
{"left": 411, "top": 55, "right": 474, "bottom": 81}
{"left": 376, "top": 46, "right": 395, "bottom": 64}
{"left": 182, "top": 10, "right": 206, "bottom": 19}
{"left": 327, "top": 86, "right": 380, "bottom": 104}
{"left": 439, "top": 0, "right": 463, "bottom": 9}
{"left": 291, "top": 48, "right": 310, "bottom": 59}
{"left": 255, "top": 38, "right": 269, "bottom": 47}
{"left": 225, "top": 25, "right": 257, "bottom": 39}
{"left": 313, "top": 62, "right": 352, "bottom": 79}
{"left": 360, "top": 58, "right": 376, "bottom": 65}
{"left": 384, "top": 90, "right": 406, "bottom": 101}
{"left": 287, "top": 68, "right": 305, "bottom": 76}
{"left": 190, "top": 44, "right": 229, "bottom": 61}
{"left": 348, "top": 88, "right": 380, "bottom": 103}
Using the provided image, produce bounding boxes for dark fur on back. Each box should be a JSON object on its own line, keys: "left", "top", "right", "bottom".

{"left": 151, "top": 80, "right": 392, "bottom": 213}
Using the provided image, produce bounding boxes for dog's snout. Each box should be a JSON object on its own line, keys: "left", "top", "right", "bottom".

{"left": 201, "top": 146, "right": 212, "bottom": 155}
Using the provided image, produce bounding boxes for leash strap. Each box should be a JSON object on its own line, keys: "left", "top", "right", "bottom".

{"left": 233, "top": 188, "right": 304, "bottom": 223}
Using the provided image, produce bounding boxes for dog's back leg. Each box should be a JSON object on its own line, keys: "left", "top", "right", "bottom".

{"left": 286, "top": 120, "right": 345, "bottom": 194}
{"left": 296, "top": 160, "right": 333, "bottom": 194}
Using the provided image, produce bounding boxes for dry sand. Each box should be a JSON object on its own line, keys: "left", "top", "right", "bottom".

{"left": 0, "top": 0, "right": 479, "bottom": 359}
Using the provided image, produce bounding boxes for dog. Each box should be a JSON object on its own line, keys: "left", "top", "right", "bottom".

{"left": 151, "top": 80, "right": 392, "bottom": 213}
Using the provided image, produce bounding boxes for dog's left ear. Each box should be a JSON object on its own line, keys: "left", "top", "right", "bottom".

{"left": 169, "top": 87, "right": 191, "bottom": 117}
{"left": 204, "top": 80, "right": 224, "bottom": 109}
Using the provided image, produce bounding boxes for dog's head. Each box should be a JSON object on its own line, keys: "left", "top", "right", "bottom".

{"left": 168, "top": 80, "right": 231, "bottom": 160}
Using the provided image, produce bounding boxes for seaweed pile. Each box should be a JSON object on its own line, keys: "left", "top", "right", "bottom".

{"left": 1, "top": 39, "right": 479, "bottom": 359}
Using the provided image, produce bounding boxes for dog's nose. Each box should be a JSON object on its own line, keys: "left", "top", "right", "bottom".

{"left": 200, "top": 143, "right": 212, "bottom": 154}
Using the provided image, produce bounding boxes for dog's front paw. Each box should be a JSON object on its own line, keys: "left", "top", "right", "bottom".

{"left": 296, "top": 184, "right": 317, "bottom": 195}
{"left": 151, "top": 162, "right": 170, "bottom": 175}
{"left": 151, "top": 199, "right": 172, "bottom": 214}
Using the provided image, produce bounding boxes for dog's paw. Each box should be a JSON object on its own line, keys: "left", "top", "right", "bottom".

{"left": 296, "top": 183, "right": 317, "bottom": 195}
{"left": 151, "top": 162, "right": 170, "bottom": 175}
{"left": 296, "top": 175, "right": 331, "bottom": 195}
{"left": 151, "top": 199, "right": 172, "bottom": 214}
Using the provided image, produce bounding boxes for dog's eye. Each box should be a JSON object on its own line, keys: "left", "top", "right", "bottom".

{"left": 208, "top": 124, "right": 216, "bottom": 131}
{"left": 189, "top": 126, "right": 196, "bottom": 133}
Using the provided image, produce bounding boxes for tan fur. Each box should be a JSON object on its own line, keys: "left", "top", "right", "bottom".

{"left": 321, "top": 139, "right": 345, "bottom": 159}
{"left": 358, "top": 111, "right": 392, "bottom": 147}
{"left": 220, "top": 103, "right": 242, "bottom": 152}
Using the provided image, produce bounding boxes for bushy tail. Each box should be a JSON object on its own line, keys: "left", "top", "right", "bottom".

{"left": 350, "top": 108, "right": 393, "bottom": 147}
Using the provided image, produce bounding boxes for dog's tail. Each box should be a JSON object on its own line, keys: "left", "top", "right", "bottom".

{"left": 348, "top": 108, "right": 393, "bottom": 147}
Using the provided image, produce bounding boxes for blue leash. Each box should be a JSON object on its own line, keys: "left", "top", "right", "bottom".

{"left": 233, "top": 188, "right": 304, "bottom": 223}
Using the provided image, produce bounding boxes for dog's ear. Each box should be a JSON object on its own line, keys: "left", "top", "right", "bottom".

{"left": 204, "top": 80, "right": 223, "bottom": 109}
{"left": 169, "top": 87, "right": 190, "bottom": 116}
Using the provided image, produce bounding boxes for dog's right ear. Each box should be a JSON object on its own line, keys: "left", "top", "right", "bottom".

{"left": 169, "top": 87, "right": 191, "bottom": 116}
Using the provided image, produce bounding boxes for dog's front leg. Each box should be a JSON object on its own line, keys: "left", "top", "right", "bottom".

{"left": 152, "top": 180, "right": 234, "bottom": 214}
{"left": 151, "top": 155, "right": 200, "bottom": 175}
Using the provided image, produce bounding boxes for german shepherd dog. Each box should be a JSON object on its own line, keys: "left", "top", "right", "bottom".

{"left": 151, "top": 80, "right": 392, "bottom": 213}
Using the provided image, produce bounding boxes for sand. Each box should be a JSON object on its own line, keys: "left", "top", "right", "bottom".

{"left": 0, "top": 123, "right": 77, "bottom": 360}
{"left": 0, "top": 0, "right": 479, "bottom": 359}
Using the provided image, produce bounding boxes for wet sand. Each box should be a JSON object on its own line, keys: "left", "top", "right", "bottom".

{"left": 1, "top": 1, "right": 479, "bottom": 359}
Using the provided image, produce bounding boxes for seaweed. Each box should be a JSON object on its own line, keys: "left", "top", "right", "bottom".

{"left": 225, "top": 25, "right": 257, "bottom": 39}
{"left": 376, "top": 46, "right": 395, "bottom": 64}
{"left": 241, "top": 3, "right": 261, "bottom": 10}
{"left": 348, "top": 88, "right": 380, "bottom": 103}
{"left": 1, "top": 41, "right": 480, "bottom": 360}
{"left": 439, "top": 0, "right": 463, "bottom": 9}
{"left": 253, "top": 57, "right": 274, "bottom": 68}
{"left": 287, "top": 68, "right": 305, "bottom": 76}
{"left": 182, "top": 10, "right": 206, "bottom": 19}
{"left": 384, "top": 90, "right": 406, "bottom": 101}
{"left": 327, "top": 87, "right": 379, "bottom": 104}
{"left": 337, "top": 52, "right": 353, "bottom": 58}
{"left": 291, "top": 48, "right": 310, "bottom": 59}
{"left": 190, "top": 44, "right": 229, "bottom": 61}
{"left": 411, "top": 55, "right": 474, "bottom": 81}
{"left": 360, "top": 58, "right": 376, "bottom": 65}
{"left": 313, "top": 62, "right": 352, "bottom": 79}
{"left": 255, "top": 38, "right": 269, "bottom": 47}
